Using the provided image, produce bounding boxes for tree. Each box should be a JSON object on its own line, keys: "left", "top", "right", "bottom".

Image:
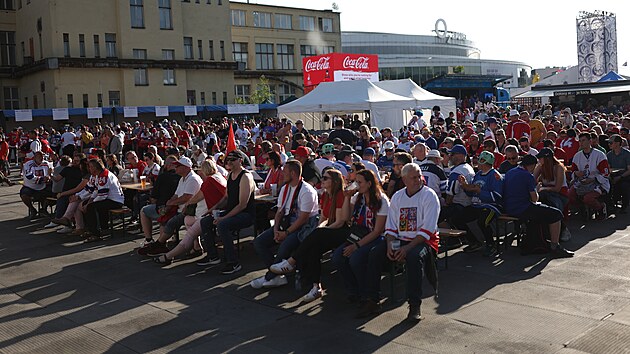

{"left": 249, "top": 75, "right": 273, "bottom": 104}
{"left": 453, "top": 66, "right": 465, "bottom": 74}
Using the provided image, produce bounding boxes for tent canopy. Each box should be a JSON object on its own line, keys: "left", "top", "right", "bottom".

{"left": 597, "top": 71, "right": 625, "bottom": 82}
{"left": 374, "top": 79, "right": 456, "bottom": 118}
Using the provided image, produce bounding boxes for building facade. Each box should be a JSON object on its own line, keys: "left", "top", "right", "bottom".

{"left": 1, "top": 0, "right": 237, "bottom": 110}
{"left": 229, "top": 2, "right": 340, "bottom": 104}
{"left": 342, "top": 31, "right": 532, "bottom": 89}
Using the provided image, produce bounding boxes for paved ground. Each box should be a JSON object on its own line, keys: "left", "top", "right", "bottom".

{"left": 1, "top": 182, "right": 630, "bottom": 353}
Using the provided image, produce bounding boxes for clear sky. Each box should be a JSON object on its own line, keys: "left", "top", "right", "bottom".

{"left": 236, "top": 0, "right": 630, "bottom": 75}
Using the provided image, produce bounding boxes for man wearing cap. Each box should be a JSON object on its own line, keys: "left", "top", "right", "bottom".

{"left": 503, "top": 154, "right": 573, "bottom": 257}
{"left": 506, "top": 110, "right": 531, "bottom": 140}
{"left": 314, "top": 143, "right": 336, "bottom": 175}
{"left": 327, "top": 119, "right": 356, "bottom": 146}
{"left": 419, "top": 150, "right": 447, "bottom": 205}
{"left": 606, "top": 134, "right": 630, "bottom": 213}
{"left": 377, "top": 141, "right": 396, "bottom": 172}
{"left": 458, "top": 151, "right": 503, "bottom": 256}
{"left": 291, "top": 146, "right": 321, "bottom": 186}
{"left": 361, "top": 148, "right": 382, "bottom": 183}
{"left": 442, "top": 144, "right": 475, "bottom": 244}
{"left": 139, "top": 156, "right": 203, "bottom": 257}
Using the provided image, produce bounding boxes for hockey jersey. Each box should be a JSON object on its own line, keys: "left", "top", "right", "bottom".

{"left": 23, "top": 160, "right": 52, "bottom": 190}
{"left": 419, "top": 160, "right": 447, "bottom": 205}
{"left": 446, "top": 163, "right": 475, "bottom": 207}
{"left": 571, "top": 149, "right": 610, "bottom": 193}
{"left": 385, "top": 186, "right": 440, "bottom": 252}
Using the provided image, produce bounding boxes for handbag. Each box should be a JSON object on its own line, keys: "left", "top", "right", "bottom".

{"left": 278, "top": 181, "right": 303, "bottom": 231}
{"left": 346, "top": 224, "right": 371, "bottom": 244}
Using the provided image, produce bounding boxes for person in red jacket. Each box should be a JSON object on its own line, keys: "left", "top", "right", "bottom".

{"left": 506, "top": 109, "right": 531, "bottom": 140}
{"left": 559, "top": 129, "right": 579, "bottom": 165}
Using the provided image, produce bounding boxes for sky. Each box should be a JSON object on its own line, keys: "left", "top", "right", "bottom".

{"left": 237, "top": 0, "right": 630, "bottom": 75}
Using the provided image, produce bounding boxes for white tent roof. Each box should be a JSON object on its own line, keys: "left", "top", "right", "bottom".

{"left": 277, "top": 79, "right": 415, "bottom": 113}
{"left": 374, "top": 78, "right": 457, "bottom": 116}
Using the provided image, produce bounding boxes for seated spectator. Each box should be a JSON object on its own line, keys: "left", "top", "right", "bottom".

{"left": 519, "top": 136, "right": 539, "bottom": 156}
{"left": 82, "top": 158, "right": 125, "bottom": 242}
{"left": 291, "top": 146, "right": 321, "bottom": 186}
{"left": 255, "top": 151, "right": 283, "bottom": 231}
{"left": 386, "top": 152, "right": 412, "bottom": 198}
{"left": 198, "top": 150, "right": 256, "bottom": 274}
{"left": 332, "top": 169, "right": 389, "bottom": 318}
{"left": 361, "top": 148, "right": 382, "bottom": 183}
{"left": 568, "top": 132, "right": 610, "bottom": 220}
{"left": 106, "top": 154, "right": 123, "bottom": 177}
{"left": 376, "top": 141, "right": 396, "bottom": 172}
{"left": 419, "top": 150, "right": 447, "bottom": 205}
{"left": 269, "top": 169, "right": 348, "bottom": 302}
{"left": 153, "top": 159, "right": 227, "bottom": 265}
{"left": 20, "top": 151, "right": 53, "bottom": 217}
{"left": 503, "top": 155, "right": 573, "bottom": 257}
{"left": 606, "top": 134, "right": 630, "bottom": 214}
{"left": 251, "top": 160, "right": 320, "bottom": 289}
{"left": 498, "top": 145, "right": 520, "bottom": 174}
{"left": 441, "top": 145, "right": 475, "bottom": 242}
{"left": 534, "top": 148, "right": 571, "bottom": 241}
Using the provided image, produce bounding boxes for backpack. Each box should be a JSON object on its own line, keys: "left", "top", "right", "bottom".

{"left": 521, "top": 220, "right": 550, "bottom": 255}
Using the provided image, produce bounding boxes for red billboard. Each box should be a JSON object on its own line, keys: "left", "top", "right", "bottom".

{"left": 302, "top": 53, "right": 379, "bottom": 93}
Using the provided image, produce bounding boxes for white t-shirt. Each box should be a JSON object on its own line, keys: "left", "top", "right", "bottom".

{"left": 174, "top": 171, "right": 203, "bottom": 212}
{"left": 61, "top": 132, "right": 76, "bottom": 148}
{"left": 361, "top": 159, "right": 382, "bottom": 182}
{"left": 142, "top": 163, "right": 161, "bottom": 179}
{"left": 276, "top": 181, "right": 319, "bottom": 218}
{"left": 350, "top": 192, "right": 389, "bottom": 230}
{"left": 314, "top": 158, "right": 334, "bottom": 175}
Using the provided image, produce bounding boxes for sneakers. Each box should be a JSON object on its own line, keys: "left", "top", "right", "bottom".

{"left": 44, "top": 221, "right": 57, "bottom": 228}
{"left": 139, "top": 239, "right": 154, "bottom": 248}
{"left": 262, "top": 275, "right": 288, "bottom": 288}
{"left": 302, "top": 285, "right": 323, "bottom": 303}
{"left": 463, "top": 242, "right": 482, "bottom": 253}
{"left": 220, "top": 263, "right": 242, "bottom": 275}
{"left": 56, "top": 226, "right": 73, "bottom": 234}
{"left": 560, "top": 228, "right": 572, "bottom": 242}
{"left": 407, "top": 303, "right": 422, "bottom": 322}
{"left": 250, "top": 276, "right": 267, "bottom": 289}
{"left": 146, "top": 242, "right": 170, "bottom": 257}
{"left": 269, "top": 259, "right": 295, "bottom": 275}
{"left": 196, "top": 256, "right": 221, "bottom": 266}
{"left": 550, "top": 244, "right": 574, "bottom": 258}
{"left": 356, "top": 299, "right": 381, "bottom": 318}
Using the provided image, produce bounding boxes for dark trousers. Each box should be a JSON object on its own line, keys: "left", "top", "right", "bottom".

{"left": 612, "top": 179, "right": 630, "bottom": 209}
{"left": 54, "top": 195, "right": 70, "bottom": 219}
{"left": 292, "top": 226, "right": 349, "bottom": 284}
{"left": 85, "top": 199, "right": 123, "bottom": 235}
{"left": 463, "top": 206, "right": 496, "bottom": 245}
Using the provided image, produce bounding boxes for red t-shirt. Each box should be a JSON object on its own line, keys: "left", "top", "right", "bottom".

{"left": 128, "top": 160, "right": 147, "bottom": 175}
{"left": 320, "top": 190, "right": 344, "bottom": 220}
{"left": 201, "top": 174, "right": 227, "bottom": 209}
{"left": 177, "top": 130, "right": 190, "bottom": 148}
{"left": 0, "top": 141, "right": 9, "bottom": 160}
{"left": 264, "top": 167, "right": 283, "bottom": 190}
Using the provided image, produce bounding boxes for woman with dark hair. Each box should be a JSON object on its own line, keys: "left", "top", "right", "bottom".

{"left": 534, "top": 147, "right": 571, "bottom": 240}
{"left": 269, "top": 169, "right": 348, "bottom": 302}
{"left": 260, "top": 151, "right": 283, "bottom": 195}
{"left": 332, "top": 169, "right": 390, "bottom": 318}
{"left": 106, "top": 154, "right": 123, "bottom": 176}
{"left": 52, "top": 154, "right": 91, "bottom": 233}
{"left": 81, "top": 158, "right": 124, "bottom": 242}
{"left": 347, "top": 162, "right": 366, "bottom": 183}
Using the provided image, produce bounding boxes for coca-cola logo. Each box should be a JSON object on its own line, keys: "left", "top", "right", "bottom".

{"left": 343, "top": 56, "right": 370, "bottom": 70}
{"left": 304, "top": 57, "right": 330, "bottom": 72}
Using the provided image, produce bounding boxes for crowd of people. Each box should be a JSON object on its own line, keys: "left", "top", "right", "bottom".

{"left": 1, "top": 101, "right": 629, "bottom": 323}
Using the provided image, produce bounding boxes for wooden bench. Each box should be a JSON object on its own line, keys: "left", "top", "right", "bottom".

{"left": 495, "top": 215, "right": 523, "bottom": 251}
{"left": 438, "top": 227, "right": 467, "bottom": 269}
{"left": 109, "top": 207, "right": 132, "bottom": 237}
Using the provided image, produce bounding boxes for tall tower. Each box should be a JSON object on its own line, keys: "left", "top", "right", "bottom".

{"left": 576, "top": 11, "right": 618, "bottom": 83}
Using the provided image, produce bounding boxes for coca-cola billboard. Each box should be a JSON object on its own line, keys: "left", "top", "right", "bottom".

{"left": 303, "top": 53, "right": 379, "bottom": 92}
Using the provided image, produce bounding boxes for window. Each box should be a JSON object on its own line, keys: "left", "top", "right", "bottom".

{"left": 320, "top": 45, "right": 334, "bottom": 54}
{"left": 93, "top": 35, "right": 100, "bottom": 58}
{"left": 133, "top": 49, "right": 148, "bottom": 85}
{"left": 183, "top": 37, "right": 193, "bottom": 59}
{"left": 222, "top": 91, "right": 227, "bottom": 105}
{"left": 159, "top": 0, "right": 172, "bottom": 29}
{"left": 234, "top": 85, "right": 250, "bottom": 101}
{"left": 0, "top": 31, "right": 16, "bottom": 66}
{"left": 220, "top": 40, "right": 224, "bottom": 61}
{"left": 24, "top": 96, "right": 28, "bottom": 108}
{"left": 0, "top": 0, "right": 14, "bottom": 10}
{"left": 200, "top": 92, "right": 205, "bottom": 105}
{"left": 108, "top": 91, "right": 120, "bottom": 106}
{"left": 82, "top": 94, "right": 89, "bottom": 108}
{"left": 3, "top": 87, "right": 18, "bottom": 109}
{"left": 130, "top": 0, "right": 144, "bottom": 28}
{"left": 105, "top": 33, "right": 116, "bottom": 58}
{"left": 162, "top": 49, "right": 175, "bottom": 85}
{"left": 319, "top": 18, "right": 333, "bottom": 32}
{"left": 277, "top": 44, "right": 294, "bottom": 70}
{"left": 232, "top": 42, "right": 247, "bottom": 68}
{"left": 197, "top": 39, "right": 203, "bottom": 59}
{"left": 208, "top": 40, "right": 214, "bottom": 60}
{"left": 187, "top": 90, "right": 196, "bottom": 105}
{"left": 274, "top": 14, "right": 292, "bottom": 29}
{"left": 231, "top": 10, "right": 245, "bottom": 26}
{"left": 255, "top": 43, "right": 273, "bottom": 70}
{"left": 300, "top": 45, "right": 316, "bottom": 59}
{"left": 97, "top": 93, "right": 103, "bottom": 107}
{"left": 299, "top": 16, "right": 315, "bottom": 31}
{"left": 63, "top": 33, "right": 70, "bottom": 57}
{"left": 67, "top": 94, "right": 74, "bottom": 108}
{"left": 211, "top": 92, "right": 217, "bottom": 105}
{"left": 78, "top": 34, "right": 85, "bottom": 57}
{"left": 33, "top": 95, "right": 38, "bottom": 109}
{"left": 253, "top": 11, "right": 271, "bottom": 28}
{"left": 218, "top": 0, "right": 222, "bottom": 5}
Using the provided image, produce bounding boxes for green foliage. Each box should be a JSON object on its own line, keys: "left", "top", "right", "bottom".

{"left": 249, "top": 75, "right": 273, "bottom": 104}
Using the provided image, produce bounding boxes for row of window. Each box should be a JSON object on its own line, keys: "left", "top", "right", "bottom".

{"left": 231, "top": 10, "right": 334, "bottom": 32}
{"left": 234, "top": 83, "right": 295, "bottom": 104}
{"left": 186, "top": 90, "right": 228, "bottom": 105}
{"left": 233, "top": 43, "right": 334, "bottom": 70}
{"left": 183, "top": 37, "right": 225, "bottom": 60}
{"left": 130, "top": 0, "right": 174, "bottom": 29}
{"left": 63, "top": 33, "right": 116, "bottom": 58}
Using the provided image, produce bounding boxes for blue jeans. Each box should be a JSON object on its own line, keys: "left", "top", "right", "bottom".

{"left": 54, "top": 195, "right": 70, "bottom": 219}
{"left": 253, "top": 215, "right": 319, "bottom": 281}
{"left": 200, "top": 212, "right": 253, "bottom": 264}
{"left": 332, "top": 236, "right": 385, "bottom": 301}
{"left": 403, "top": 241, "right": 431, "bottom": 306}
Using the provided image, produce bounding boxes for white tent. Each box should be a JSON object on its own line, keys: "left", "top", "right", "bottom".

{"left": 277, "top": 80, "right": 416, "bottom": 129}
{"left": 374, "top": 79, "right": 457, "bottom": 126}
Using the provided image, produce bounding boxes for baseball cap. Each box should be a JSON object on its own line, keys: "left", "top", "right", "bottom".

{"left": 609, "top": 134, "right": 623, "bottom": 143}
{"left": 509, "top": 109, "right": 520, "bottom": 116}
{"left": 426, "top": 150, "right": 441, "bottom": 159}
{"left": 448, "top": 144, "right": 467, "bottom": 156}
{"left": 321, "top": 143, "right": 335, "bottom": 155}
{"left": 383, "top": 141, "right": 395, "bottom": 150}
{"left": 173, "top": 156, "right": 193, "bottom": 168}
{"left": 520, "top": 154, "right": 538, "bottom": 166}
{"left": 478, "top": 151, "right": 495, "bottom": 165}
{"left": 363, "top": 147, "right": 376, "bottom": 156}
{"left": 487, "top": 117, "right": 498, "bottom": 125}
{"left": 536, "top": 147, "right": 554, "bottom": 159}
{"left": 291, "top": 146, "right": 310, "bottom": 158}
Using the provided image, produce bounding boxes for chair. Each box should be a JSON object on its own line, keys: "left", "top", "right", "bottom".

{"left": 495, "top": 215, "right": 523, "bottom": 251}
{"left": 109, "top": 207, "right": 132, "bottom": 237}
{"left": 438, "top": 227, "right": 467, "bottom": 269}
